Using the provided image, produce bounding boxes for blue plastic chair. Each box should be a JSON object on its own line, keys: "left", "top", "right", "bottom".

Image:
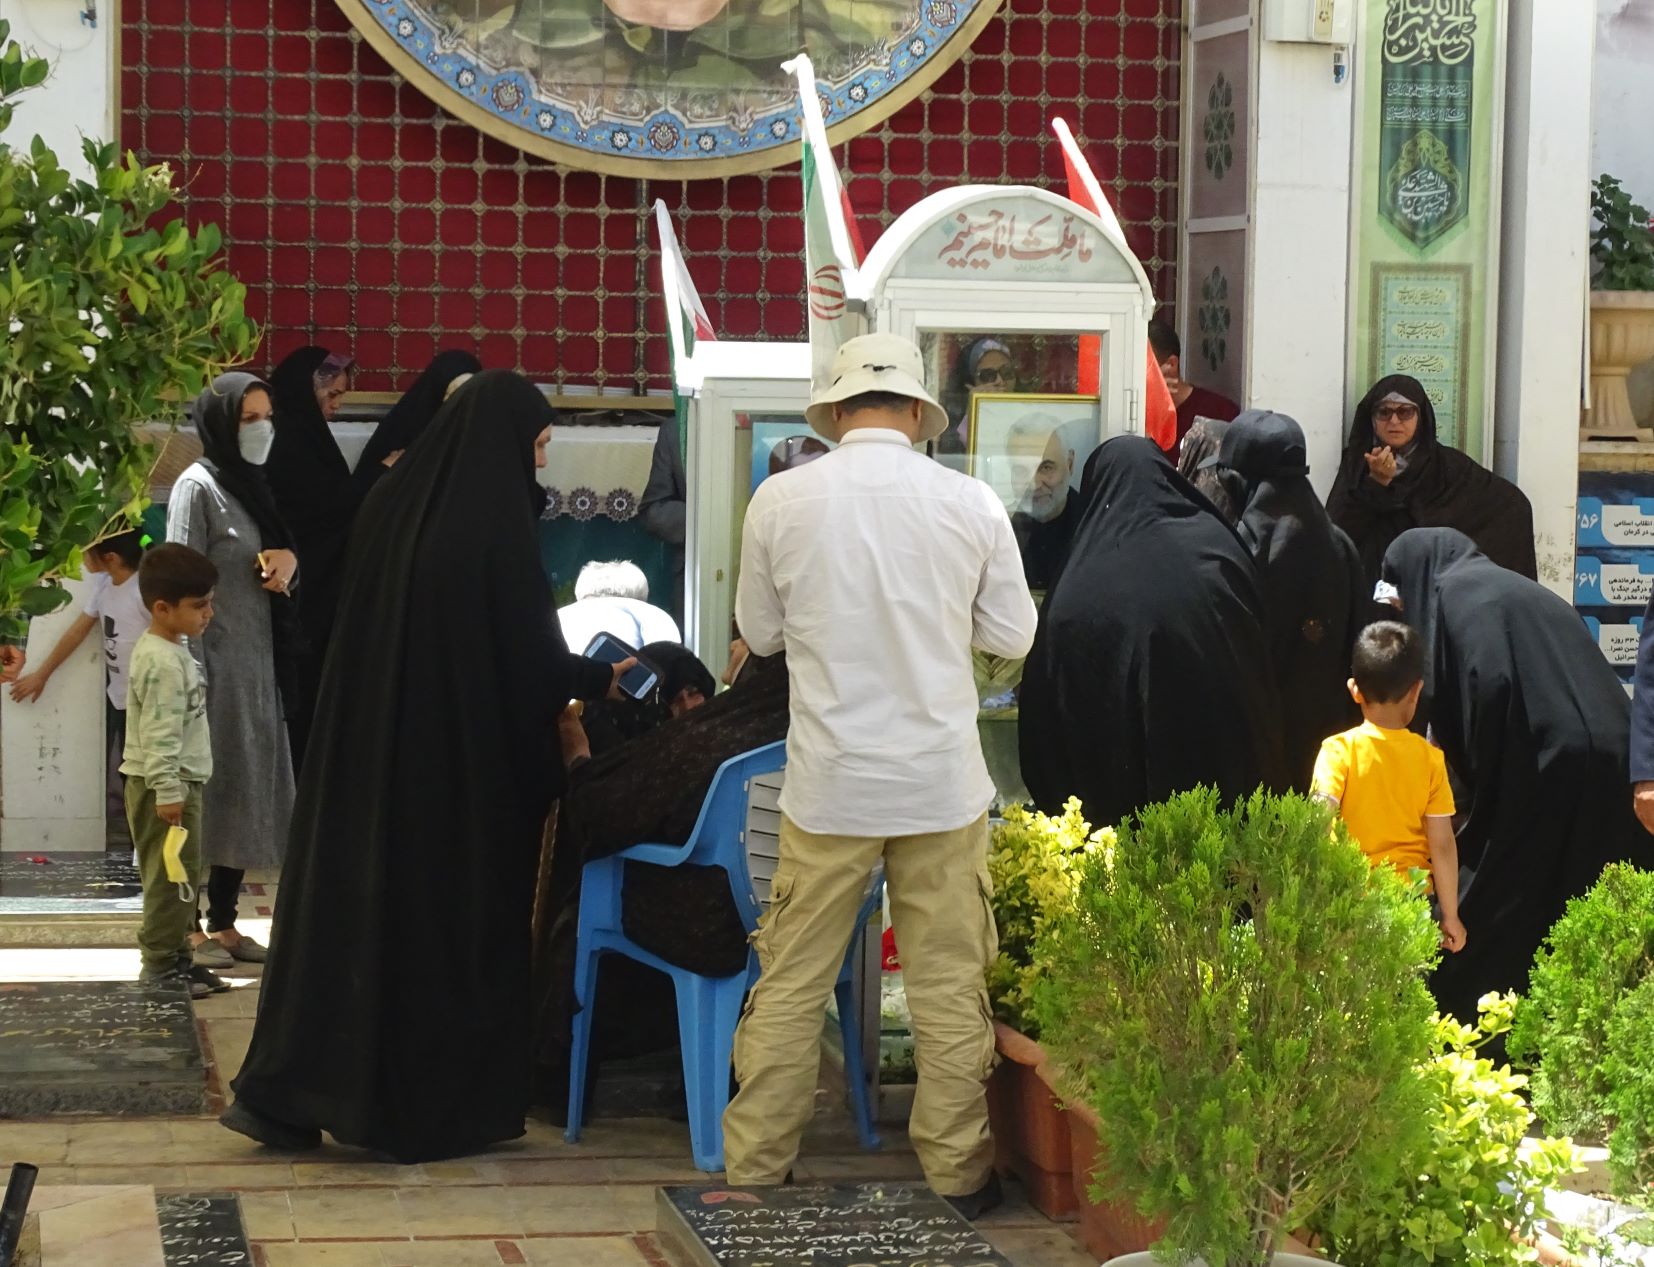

{"left": 564, "top": 740, "right": 884, "bottom": 1172}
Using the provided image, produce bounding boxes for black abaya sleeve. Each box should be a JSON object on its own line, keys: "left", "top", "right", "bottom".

{"left": 1632, "top": 593, "right": 1654, "bottom": 783}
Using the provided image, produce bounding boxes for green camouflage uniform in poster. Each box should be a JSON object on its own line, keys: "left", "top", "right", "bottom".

{"left": 436, "top": 0, "right": 913, "bottom": 96}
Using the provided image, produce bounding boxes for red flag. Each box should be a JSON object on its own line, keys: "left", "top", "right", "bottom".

{"left": 1142, "top": 343, "right": 1178, "bottom": 452}
{"left": 1052, "top": 118, "right": 1179, "bottom": 451}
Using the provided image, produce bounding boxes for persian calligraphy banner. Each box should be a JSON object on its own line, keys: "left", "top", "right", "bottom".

{"left": 1349, "top": 0, "right": 1505, "bottom": 457}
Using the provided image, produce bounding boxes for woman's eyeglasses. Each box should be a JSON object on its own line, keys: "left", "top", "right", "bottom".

{"left": 1374, "top": 404, "right": 1419, "bottom": 423}
{"left": 975, "top": 365, "right": 1011, "bottom": 386}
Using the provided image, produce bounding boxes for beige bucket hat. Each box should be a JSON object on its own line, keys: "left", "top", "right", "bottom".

{"left": 804, "top": 332, "right": 950, "bottom": 444}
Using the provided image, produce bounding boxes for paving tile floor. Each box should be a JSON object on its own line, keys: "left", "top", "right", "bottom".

{"left": 0, "top": 875, "right": 1097, "bottom": 1267}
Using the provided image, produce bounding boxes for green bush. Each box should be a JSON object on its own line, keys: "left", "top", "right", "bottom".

{"left": 1593, "top": 174, "right": 1654, "bottom": 292}
{"left": 0, "top": 22, "right": 256, "bottom": 640}
{"left": 1316, "top": 995, "right": 1582, "bottom": 1267}
{"left": 1604, "top": 976, "right": 1654, "bottom": 1197}
{"left": 1031, "top": 788, "right": 1440, "bottom": 1267}
{"left": 1509, "top": 863, "right": 1654, "bottom": 1195}
{"left": 984, "top": 798, "right": 1113, "bottom": 1035}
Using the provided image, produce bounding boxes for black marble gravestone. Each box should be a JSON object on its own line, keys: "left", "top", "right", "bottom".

{"left": 0, "top": 981, "right": 205, "bottom": 1116}
{"left": 0, "top": 852, "right": 143, "bottom": 914}
{"left": 657, "top": 1183, "right": 1014, "bottom": 1267}
{"left": 156, "top": 1193, "right": 252, "bottom": 1267}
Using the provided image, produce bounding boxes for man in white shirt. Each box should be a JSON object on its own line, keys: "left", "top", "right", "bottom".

{"left": 723, "top": 334, "right": 1038, "bottom": 1215}
{"left": 557, "top": 559, "right": 681, "bottom": 655}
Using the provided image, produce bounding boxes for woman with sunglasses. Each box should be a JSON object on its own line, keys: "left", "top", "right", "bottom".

{"left": 1327, "top": 374, "right": 1536, "bottom": 593}
{"left": 936, "top": 336, "right": 1017, "bottom": 457}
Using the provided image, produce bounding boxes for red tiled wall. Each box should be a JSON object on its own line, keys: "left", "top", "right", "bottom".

{"left": 120, "top": 0, "right": 1181, "bottom": 392}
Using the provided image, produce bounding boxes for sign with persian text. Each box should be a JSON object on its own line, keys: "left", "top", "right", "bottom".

{"left": 1350, "top": 0, "right": 1504, "bottom": 457}
{"left": 656, "top": 1183, "right": 1012, "bottom": 1267}
{"left": 893, "top": 197, "right": 1136, "bottom": 286}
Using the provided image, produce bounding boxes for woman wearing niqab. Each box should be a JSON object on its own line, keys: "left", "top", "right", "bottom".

{"left": 1018, "top": 436, "right": 1288, "bottom": 829}
{"left": 1175, "top": 416, "right": 1245, "bottom": 525}
{"left": 1381, "top": 528, "right": 1653, "bottom": 1024}
{"left": 1216, "top": 411, "right": 1365, "bottom": 786}
{"left": 1328, "top": 374, "right": 1536, "bottom": 591}
{"left": 225, "top": 371, "right": 618, "bottom": 1163}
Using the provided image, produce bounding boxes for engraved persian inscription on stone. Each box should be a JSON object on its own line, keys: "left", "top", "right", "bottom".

{"left": 0, "top": 851, "right": 143, "bottom": 915}
{"left": 0, "top": 981, "right": 205, "bottom": 1117}
{"left": 657, "top": 1183, "right": 1013, "bottom": 1267}
{"left": 157, "top": 1194, "right": 252, "bottom": 1267}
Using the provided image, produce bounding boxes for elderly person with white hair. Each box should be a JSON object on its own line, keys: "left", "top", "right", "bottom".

{"left": 557, "top": 559, "right": 681, "bottom": 656}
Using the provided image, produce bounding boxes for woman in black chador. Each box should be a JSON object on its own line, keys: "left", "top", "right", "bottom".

{"left": 224, "top": 371, "right": 621, "bottom": 1162}
{"left": 1215, "top": 410, "right": 1366, "bottom": 787}
{"left": 1018, "top": 435, "right": 1288, "bottom": 829}
{"left": 1328, "top": 374, "right": 1536, "bottom": 591}
{"left": 1381, "top": 528, "right": 1653, "bottom": 1023}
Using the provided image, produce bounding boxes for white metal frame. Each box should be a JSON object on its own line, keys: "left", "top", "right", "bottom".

{"left": 681, "top": 342, "right": 812, "bottom": 663}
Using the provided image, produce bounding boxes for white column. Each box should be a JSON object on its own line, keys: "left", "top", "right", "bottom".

{"left": 1, "top": 0, "right": 117, "bottom": 178}
{"left": 0, "top": 8, "right": 118, "bottom": 848}
{"left": 1, "top": 580, "right": 109, "bottom": 852}
{"left": 1493, "top": 1, "right": 1595, "bottom": 597}
{"left": 1245, "top": 40, "right": 1355, "bottom": 499}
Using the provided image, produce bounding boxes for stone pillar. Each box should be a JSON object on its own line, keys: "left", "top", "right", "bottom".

{"left": 1246, "top": 37, "right": 1356, "bottom": 497}
{"left": 1494, "top": 0, "right": 1595, "bottom": 597}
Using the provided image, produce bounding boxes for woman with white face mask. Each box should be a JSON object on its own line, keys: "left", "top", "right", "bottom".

{"left": 165, "top": 373, "right": 302, "bottom": 973}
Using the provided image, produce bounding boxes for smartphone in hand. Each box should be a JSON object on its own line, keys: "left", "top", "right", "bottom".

{"left": 582, "top": 633, "right": 660, "bottom": 701}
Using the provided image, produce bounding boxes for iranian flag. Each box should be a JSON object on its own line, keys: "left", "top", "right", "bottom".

{"left": 653, "top": 199, "right": 716, "bottom": 462}
{"left": 1051, "top": 117, "right": 1179, "bottom": 452}
{"left": 782, "top": 54, "right": 866, "bottom": 393}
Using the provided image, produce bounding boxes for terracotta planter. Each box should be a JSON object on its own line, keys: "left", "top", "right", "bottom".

{"left": 986, "top": 1022, "right": 1076, "bottom": 1219}
{"left": 1053, "top": 1078, "right": 1169, "bottom": 1259}
{"left": 1585, "top": 291, "right": 1654, "bottom": 439}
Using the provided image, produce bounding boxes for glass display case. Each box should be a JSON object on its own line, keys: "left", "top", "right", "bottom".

{"left": 680, "top": 341, "right": 813, "bottom": 664}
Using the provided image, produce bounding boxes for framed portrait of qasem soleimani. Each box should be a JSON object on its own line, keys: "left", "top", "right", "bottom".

{"left": 336, "top": 0, "right": 1006, "bottom": 177}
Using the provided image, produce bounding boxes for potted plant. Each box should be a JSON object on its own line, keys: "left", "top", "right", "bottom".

{"left": 1585, "top": 175, "right": 1654, "bottom": 440}
{"left": 983, "top": 799, "right": 1113, "bottom": 1218}
{"left": 0, "top": 23, "right": 255, "bottom": 642}
{"left": 1031, "top": 788, "right": 1441, "bottom": 1267}
{"left": 1314, "top": 994, "right": 1583, "bottom": 1267}
{"left": 1509, "top": 864, "right": 1654, "bottom": 1199}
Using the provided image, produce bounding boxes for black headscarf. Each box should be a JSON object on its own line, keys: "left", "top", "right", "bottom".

{"left": 189, "top": 371, "right": 306, "bottom": 714}
{"left": 1328, "top": 375, "right": 1537, "bottom": 590}
{"left": 1176, "top": 416, "right": 1246, "bottom": 524}
{"left": 578, "top": 641, "right": 718, "bottom": 759}
{"left": 354, "top": 349, "right": 482, "bottom": 495}
{"left": 264, "top": 346, "right": 365, "bottom": 731}
{"left": 1215, "top": 411, "right": 1366, "bottom": 787}
{"left": 1381, "top": 528, "right": 1654, "bottom": 1023}
{"left": 1018, "top": 436, "right": 1288, "bottom": 828}
{"left": 231, "top": 370, "right": 613, "bottom": 1163}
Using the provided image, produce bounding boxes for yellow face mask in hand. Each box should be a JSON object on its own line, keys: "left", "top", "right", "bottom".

{"left": 163, "top": 826, "right": 194, "bottom": 902}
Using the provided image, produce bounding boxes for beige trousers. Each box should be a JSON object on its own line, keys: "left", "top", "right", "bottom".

{"left": 722, "top": 813, "right": 998, "bottom": 1195}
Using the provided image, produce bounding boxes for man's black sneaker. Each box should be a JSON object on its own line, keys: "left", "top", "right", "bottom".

{"left": 188, "top": 964, "right": 231, "bottom": 994}
{"left": 220, "top": 1100, "right": 322, "bottom": 1151}
{"left": 138, "top": 965, "right": 210, "bottom": 1000}
{"left": 943, "top": 1172, "right": 1004, "bottom": 1221}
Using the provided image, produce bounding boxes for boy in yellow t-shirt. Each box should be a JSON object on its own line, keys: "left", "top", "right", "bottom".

{"left": 1313, "top": 620, "right": 1466, "bottom": 952}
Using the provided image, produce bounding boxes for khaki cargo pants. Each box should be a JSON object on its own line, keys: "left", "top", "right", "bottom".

{"left": 722, "top": 813, "right": 997, "bottom": 1196}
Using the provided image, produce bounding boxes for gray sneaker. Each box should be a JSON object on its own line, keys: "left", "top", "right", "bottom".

{"left": 192, "top": 939, "right": 234, "bottom": 969}
{"left": 225, "top": 936, "right": 267, "bottom": 964}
